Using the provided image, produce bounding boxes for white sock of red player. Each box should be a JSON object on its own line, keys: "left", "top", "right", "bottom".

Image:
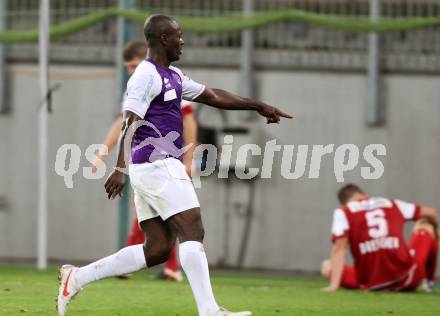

{"left": 75, "top": 244, "right": 146, "bottom": 288}
{"left": 179, "top": 241, "right": 219, "bottom": 316}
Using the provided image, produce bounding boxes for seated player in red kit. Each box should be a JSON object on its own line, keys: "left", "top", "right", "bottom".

{"left": 321, "top": 184, "right": 438, "bottom": 292}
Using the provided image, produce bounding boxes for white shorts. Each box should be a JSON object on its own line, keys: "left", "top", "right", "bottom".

{"left": 129, "top": 158, "right": 200, "bottom": 223}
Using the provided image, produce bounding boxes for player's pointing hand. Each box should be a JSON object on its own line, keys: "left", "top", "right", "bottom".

{"left": 257, "top": 104, "right": 293, "bottom": 124}
{"left": 105, "top": 169, "right": 126, "bottom": 200}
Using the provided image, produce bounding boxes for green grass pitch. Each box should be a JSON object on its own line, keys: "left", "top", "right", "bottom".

{"left": 0, "top": 266, "right": 439, "bottom": 316}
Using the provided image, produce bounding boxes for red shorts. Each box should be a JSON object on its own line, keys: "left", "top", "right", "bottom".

{"left": 339, "top": 265, "right": 360, "bottom": 289}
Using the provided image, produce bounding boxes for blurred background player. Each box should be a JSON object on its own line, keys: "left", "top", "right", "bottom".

{"left": 91, "top": 41, "right": 198, "bottom": 282}
{"left": 321, "top": 184, "right": 438, "bottom": 292}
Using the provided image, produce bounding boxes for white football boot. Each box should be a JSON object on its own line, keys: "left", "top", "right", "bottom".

{"left": 163, "top": 267, "right": 184, "bottom": 282}
{"left": 208, "top": 307, "right": 252, "bottom": 316}
{"left": 56, "top": 265, "right": 82, "bottom": 316}
{"left": 419, "top": 279, "right": 436, "bottom": 293}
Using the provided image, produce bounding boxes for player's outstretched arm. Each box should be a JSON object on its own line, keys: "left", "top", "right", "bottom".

{"left": 104, "top": 111, "right": 141, "bottom": 200}
{"left": 321, "top": 237, "right": 348, "bottom": 292}
{"left": 194, "top": 87, "right": 293, "bottom": 124}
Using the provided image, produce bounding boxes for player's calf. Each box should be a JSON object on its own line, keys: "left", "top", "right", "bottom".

{"left": 144, "top": 241, "right": 174, "bottom": 267}
{"left": 140, "top": 217, "right": 177, "bottom": 267}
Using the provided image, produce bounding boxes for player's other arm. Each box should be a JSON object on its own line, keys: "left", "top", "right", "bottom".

{"left": 182, "top": 111, "right": 197, "bottom": 176}
{"left": 418, "top": 205, "right": 439, "bottom": 238}
{"left": 322, "top": 237, "right": 348, "bottom": 292}
{"left": 194, "top": 88, "right": 292, "bottom": 124}
{"left": 104, "top": 111, "right": 141, "bottom": 199}
{"left": 101, "top": 116, "right": 123, "bottom": 153}
{"left": 91, "top": 116, "right": 123, "bottom": 172}
{"left": 322, "top": 207, "right": 350, "bottom": 292}
{"left": 396, "top": 199, "right": 439, "bottom": 236}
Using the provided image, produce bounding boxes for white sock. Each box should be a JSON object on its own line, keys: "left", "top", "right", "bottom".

{"left": 75, "top": 244, "right": 146, "bottom": 288}
{"left": 179, "top": 241, "right": 219, "bottom": 316}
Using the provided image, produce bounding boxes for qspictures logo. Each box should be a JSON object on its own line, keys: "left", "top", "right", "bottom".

{"left": 54, "top": 120, "right": 386, "bottom": 189}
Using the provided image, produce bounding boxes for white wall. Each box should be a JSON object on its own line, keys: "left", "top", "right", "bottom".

{"left": 0, "top": 65, "right": 120, "bottom": 262}
{"left": 1, "top": 64, "right": 439, "bottom": 273}
{"left": 193, "top": 70, "right": 440, "bottom": 271}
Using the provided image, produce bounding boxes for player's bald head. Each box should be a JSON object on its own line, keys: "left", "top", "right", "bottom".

{"left": 143, "top": 14, "right": 179, "bottom": 47}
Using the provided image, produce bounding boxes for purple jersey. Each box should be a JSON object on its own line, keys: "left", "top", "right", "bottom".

{"left": 123, "top": 58, "right": 204, "bottom": 164}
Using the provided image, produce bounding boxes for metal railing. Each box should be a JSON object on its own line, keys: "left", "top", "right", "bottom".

{"left": 2, "top": 0, "right": 440, "bottom": 72}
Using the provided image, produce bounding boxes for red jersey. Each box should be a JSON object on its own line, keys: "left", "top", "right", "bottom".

{"left": 331, "top": 197, "right": 421, "bottom": 290}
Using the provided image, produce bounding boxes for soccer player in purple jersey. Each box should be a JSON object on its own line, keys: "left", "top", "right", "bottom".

{"left": 57, "top": 15, "right": 292, "bottom": 316}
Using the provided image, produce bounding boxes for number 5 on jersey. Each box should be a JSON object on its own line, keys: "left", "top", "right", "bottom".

{"left": 366, "top": 209, "right": 388, "bottom": 238}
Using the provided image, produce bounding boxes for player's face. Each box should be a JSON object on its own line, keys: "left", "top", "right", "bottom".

{"left": 124, "top": 58, "right": 143, "bottom": 76}
{"left": 348, "top": 192, "right": 369, "bottom": 203}
{"left": 165, "top": 22, "right": 184, "bottom": 62}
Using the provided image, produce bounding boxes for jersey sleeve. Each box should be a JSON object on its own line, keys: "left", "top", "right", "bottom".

{"left": 170, "top": 66, "right": 205, "bottom": 101}
{"left": 394, "top": 199, "right": 421, "bottom": 221}
{"left": 331, "top": 208, "right": 350, "bottom": 242}
{"left": 122, "top": 66, "right": 161, "bottom": 118}
{"left": 181, "top": 101, "right": 194, "bottom": 116}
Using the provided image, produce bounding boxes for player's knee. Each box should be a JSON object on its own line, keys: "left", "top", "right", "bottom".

{"left": 195, "top": 226, "right": 205, "bottom": 242}
{"left": 145, "top": 243, "right": 172, "bottom": 267}
{"left": 178, "top": 219, "right": 205, "bottom": 242}
{"left": 157, "top": 243, "right": 173, "bottom": 258}
{"left": 180, "top": 226, "right": 204, "bottom": 243}
{"left": 185, "top": 224, "right": 204, "bottom": 242}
